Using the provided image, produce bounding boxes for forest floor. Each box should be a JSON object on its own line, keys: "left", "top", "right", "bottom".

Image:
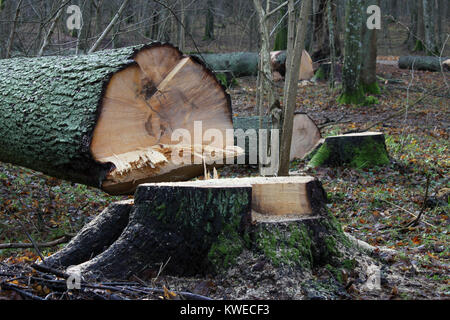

{"left": 0, "top": 59, "right": 448, "bottom": 300}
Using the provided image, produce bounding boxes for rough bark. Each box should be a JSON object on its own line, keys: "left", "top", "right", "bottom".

{"left": 44, "top": 200, "right": 133, "bottom": 268}
{"left": 338, "top": 0, "right": 365, "bottom": 105}
{"left": 398, "top": 56, "right": 449, "bottom": 72}
{"left": 45, "top": 176, "right": 344, "bottom": 280}
{"left": 422, "top": 0, "right": 438, "bottom": 54}
{"left": 278, "top": 0, "right": 312, "bottom": 176}
{"left": 308, "top": 132, "right": 390, "bottom": 168}
{"left": 194, "top": 50, "right": 314, "bottom": 79}
{"left": 0, "top": 43, "right": 234, "bottom": 195}
{"left": 67, "top": 184, "right": 253, "bottom": 279}
{"left": 361, "top": 0, "right": 380, "bottom": 94}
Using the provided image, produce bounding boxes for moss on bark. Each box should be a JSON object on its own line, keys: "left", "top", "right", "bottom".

{"left": 0, "top": 43, "right": 175, "bottom": 188}
{"left": 337, "top": 87, "right": 366, "bottom": 105}
{"left": 309, "top": 133, "right": 390, "bottom": 168}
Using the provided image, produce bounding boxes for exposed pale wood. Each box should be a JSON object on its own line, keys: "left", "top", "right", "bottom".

{"left": 270, "top": 50, "right": 314, "bottom": 80}
{"left": 290, "top": 113, "right": 322, "bottom": 160}
{"left": 144, "top": 176, "right": 323, "bottom": 216}
{"left": 252, "top": 182, "right": 312, "bottom": 215}
{"left": 90, "top": 44, "right": 237, "bottom": 194}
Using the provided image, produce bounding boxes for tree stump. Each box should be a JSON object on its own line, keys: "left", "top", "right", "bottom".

{"left": 44, "top": 176, "right": 348, "bottom": 281}
{"left": 308, "top": 132, "right": 390, "bottom": 168}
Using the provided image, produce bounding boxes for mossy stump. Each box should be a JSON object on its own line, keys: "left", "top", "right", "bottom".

{"left": 308, "top": 132, "right": 390, "bottom": 169}
{"left": 44, "top": 177, "right": 348, "bottom": 281}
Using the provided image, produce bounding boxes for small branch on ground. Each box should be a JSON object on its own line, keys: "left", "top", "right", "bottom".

{"left": 404, "top": 174, "right": 431, "bottom": 228}
{"left": 0, "top": 235, "right": 71, "bottom": 250}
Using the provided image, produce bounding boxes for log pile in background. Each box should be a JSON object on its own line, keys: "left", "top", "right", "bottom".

{"left": 194, "top": 49, "right": 315, "bottom": 80}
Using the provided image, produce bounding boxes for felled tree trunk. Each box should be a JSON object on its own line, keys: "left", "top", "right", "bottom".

{"left": 308, "top": 132, "right": 390, "bottom": 168}
{"left": 44, "top": 176, "right": 344, "bottom": 280}
{"left": 233, "top": 113, "right": 321, "bottom": 164}
{"left": 398, "top": 56, "right": 449, "bottom": 72}
{"left": 0, "top": 43, "right": 236, "bottom": 195}
{"left": 193, "top": 50, "right": 314, "bottom": 80}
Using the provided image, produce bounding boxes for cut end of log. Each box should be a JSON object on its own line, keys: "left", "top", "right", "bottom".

{"left": 90, "top": 43, "right": 237, "bottom": 194}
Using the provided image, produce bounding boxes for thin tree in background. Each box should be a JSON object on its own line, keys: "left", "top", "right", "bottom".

{"left": 422, "top": 0, "right": 438, "bottom": 54}
{"left": 38, "top": 0, "right": 66, "bottom": 57}
{"left": 278, "top": 0, "right": 312, "bottom": 176}
{"left": 360, "top": 0, "right": 380, "bottom": 94}
{"left": 337, "top": 0, "right": 365, "bottom": 105}
{"left": 327, "top": 0, "right": 336, "bottom": 89}
{"left": 414, "top": 0, "right": 426, "bottom": 52}
{"left": 5, "top": 0, "right": 24, "bottom": 58}
{"left": 253, "top": 0, "right": 282, "bottom": 175}
{"left": 178, "top": 0, "right": 186, "bottom": 51}
{"left": 204, "top": 0, "right": 214, "bottom": 40}
{"left": 273, "top": 0, "right": 288, "bottom": 51}
{"left": 89, "top": 0, "right": 130, "bottom": 53}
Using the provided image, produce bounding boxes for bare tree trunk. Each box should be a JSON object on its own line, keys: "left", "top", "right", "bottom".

{"left": 278, "top": 0, "right": 312, "bottom": 176}
{"left": 253, "top": 0, "right": 281, "bottom": 174}
{"left": 337, "top": 0, "right": 365, "bottom": 105}
{"left": 204, "top": 0, "right": 214, "bottom": 40}
{"left": 178, "top": 0, "right": 186, "bottom": 51}
{"left": 327, "top": 0, "right": 336, "bottom": 89}
{"left": 93, "top": 0, "right": 104, "bottom": 36}
{"left": 415, "top": 0, "right": 426, "bottom": 52}
{"left": 38, "top": 0, "right": 66, "bottom": 57}
{"left": 361, "top": 0, "right": 380, "bottom": 94}
{"left": 422, "top": 0, "right": 438, "bottom": 54}
{"left": 5, "top": 0, "right": 24, "bottom": 58}
{"left": 89, "top": 0, "right": 130, "bottom": 53}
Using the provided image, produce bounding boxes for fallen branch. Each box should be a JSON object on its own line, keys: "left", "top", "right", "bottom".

{"left": 404, "top": 174, "right": 431, "bottom": 228}
{"left": 0, "top": 235, "right": 71, "bottom": 250}
{"left": 379, "top": 199, "right": 436, "bottom": 229}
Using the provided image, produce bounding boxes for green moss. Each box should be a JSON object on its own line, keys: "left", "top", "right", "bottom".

{"left": 413, "top": 40, "right": 425, "bottom": 52}
{"left": 255, "top": 224, "right": 314, "bottom": 269}
{"left": 337, "top": 87, "right": 365, "bottom": 105}
{"left": 215, "top": 72, "right": 238, "bottom": 89}
{"left": 309, "top": 137, "right": 389, "bottom": 169}
{"left": 347, "top": 138, "right": 390, "bottom": 168}
{"left": 308, "top": 143, "right": 332, "bottom": 168}
{"left": 313, "top": 67, "right": 326, "bottom": 81}
{"left": 363, "top": 95, "right": 380, "bottom": 105}
{"left": 362, "top": 82, "right": 381, "bottom": 95}
{"left": 208, "top": 226, "right": 245, "bottom": 271}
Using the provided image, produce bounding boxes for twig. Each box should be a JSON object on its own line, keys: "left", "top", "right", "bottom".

{"left": 0, "top": 235, "right": 71, "bottom": 250}
{"left": 31, "top": 263, "right": 70, "bottom": 279}
{"left": 379, "top": 199, "right": 436, "bottom": 228}
{"left": 0, "top": 283, "right": 44, "bottom": 300}
{"left": 404, "top": 174, "right": 431, "bottom": 228}
{"left": 88, "top": 0, "right": 130, "bottom": 53}
{"left": 12, "top": 215, "right": 46, "bottom": 264}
